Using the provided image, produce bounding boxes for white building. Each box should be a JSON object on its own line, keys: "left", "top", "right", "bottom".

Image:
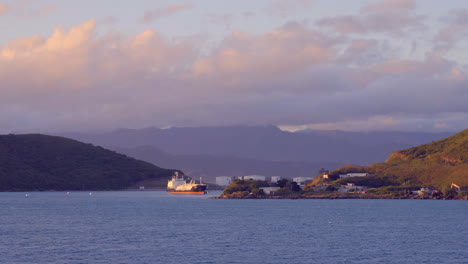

{"left": 292, "top": 177, "right": 314, "bottom": 184}
{"left": 292, "top": 177, "right": 314, "bottom": 190}
{"left": 260, "top": 187, "right": 281, "bottom": 195}
{"left": 216, "top": 176, "right": 232, "bottom": 186}
{"left": 243, "top": 175, "right": 266, "bottom": 181}
{"left": 322, "top": 174, "right": 329, "bottom": 179}
{"left": 338, "top": 183, "right": 366, "bottom": 193}
{"left": 339, "top": 173, "right": 368, "bottom": 178}
{"left": 271, "top": 176, "right": 281, "bottom": 183}
{"left": 418, "top": 187, "right": 434, "bottom": 195}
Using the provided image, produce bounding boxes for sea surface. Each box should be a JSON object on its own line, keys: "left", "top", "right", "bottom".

{"left": 0, "top": 191, "right": 467, "bottom": 264}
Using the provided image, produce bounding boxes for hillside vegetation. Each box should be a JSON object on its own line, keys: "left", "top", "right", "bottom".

{"left": 322, "top": 129, "right": 468, "bottom": 191}
{"left": 0, "top": 134, "right": 176, "bottom": 191}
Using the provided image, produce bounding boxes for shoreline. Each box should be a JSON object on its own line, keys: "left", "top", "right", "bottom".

{"left": 211, "top": 193, "right": 468, "bottom": 200}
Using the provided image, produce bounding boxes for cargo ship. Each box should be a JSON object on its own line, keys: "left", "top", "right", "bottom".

{"left": 167, "top": 172, "right": 207, "bottom": 194}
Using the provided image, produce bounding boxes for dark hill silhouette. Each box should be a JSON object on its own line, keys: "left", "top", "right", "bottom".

{"left": 0, "top": 134, "right": 176, "bottom": 191}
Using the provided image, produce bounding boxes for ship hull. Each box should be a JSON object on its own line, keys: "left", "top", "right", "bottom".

{"left": 168, "top": 191, "right": 207, "bottom": 195}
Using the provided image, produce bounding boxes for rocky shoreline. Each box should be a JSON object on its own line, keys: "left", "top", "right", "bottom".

{"left": 211, "top": 193, "right": 468, "bottom": 200}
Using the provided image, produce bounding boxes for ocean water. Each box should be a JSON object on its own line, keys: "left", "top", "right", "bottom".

{"left": 0, "top": 191, "right": 466, "bottom": 264}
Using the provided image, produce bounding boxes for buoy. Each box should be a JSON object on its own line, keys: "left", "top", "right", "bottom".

{"left": 25, "top": 193, "right": 30, "bottom": 197}
{"left": 89, "top": 192, "right": 93, "bottom": 195}
{"left": 66, "top": 192, "right": 70, "bottom": 195}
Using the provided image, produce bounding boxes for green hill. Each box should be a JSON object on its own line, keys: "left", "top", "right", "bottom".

{"left": 322, "top": 129, "right": 468, "bottom": 191}
{"left": 371, "top": 129, "right": 467, "bottom": 189}
{"left": 0, "top": 134, "right": 177, "bottom": 191}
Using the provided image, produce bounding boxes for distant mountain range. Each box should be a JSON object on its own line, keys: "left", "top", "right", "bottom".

{"left": 110, "top": 145, "right": 341, "bottom": 180}
{"left": 62, "top": 126, "right": 453, "bottom": 180}
{"left": 0, "top": 134, "right": 176, "bottom": 191}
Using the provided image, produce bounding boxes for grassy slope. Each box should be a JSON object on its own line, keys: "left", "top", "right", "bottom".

{"left": 368, "top": 129, "right": 468, "bottom": 189}
{"left": 311, "top": 129, "right": 468, "bottom": 191}
{"left": 0, "top": 134, "right": 176, "bottom": 191}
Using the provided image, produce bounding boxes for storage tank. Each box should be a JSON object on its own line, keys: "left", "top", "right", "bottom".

{"left": 216, "top": 176, "right": 232, "bottom": 186}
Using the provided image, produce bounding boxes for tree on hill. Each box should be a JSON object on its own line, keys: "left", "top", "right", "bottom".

{"left": 222, "top": 179, "right": 269, "bottom": 195}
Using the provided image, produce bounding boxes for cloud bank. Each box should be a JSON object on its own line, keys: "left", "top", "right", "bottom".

{"left": 0, "top": 2, "right": 467, "bottom": 133}
{"left": 141, "top": 3, "right": 193, "bottom": 23}
{"left": 0, "top": 2, "right": 8, "bottom": 15}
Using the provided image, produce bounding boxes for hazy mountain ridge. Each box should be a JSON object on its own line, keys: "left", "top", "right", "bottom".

{"left": 0, "top": 134, "right": 176, "bottom": 191}
{"left": 110, "top": 145, "right": 341, "bottom": 180}
{"left": 63, "top": 126, "right": 453, "bottom": 165}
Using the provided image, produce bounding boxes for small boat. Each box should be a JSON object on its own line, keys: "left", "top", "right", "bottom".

{"left": 167, "top": 172, "right": 207, "bottom": 194}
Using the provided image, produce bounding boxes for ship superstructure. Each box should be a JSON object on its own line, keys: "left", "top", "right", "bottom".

{"left": 167, "top": 172, "right": 207, "bottom": 194}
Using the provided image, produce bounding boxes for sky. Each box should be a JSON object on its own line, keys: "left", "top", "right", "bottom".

{"left": 0, "top": 0, "right": 467, "bottom": 133}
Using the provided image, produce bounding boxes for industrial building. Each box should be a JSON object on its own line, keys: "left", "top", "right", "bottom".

{"left": 292, "top": 177, "right": 314, "bottom": 184}
{"left": 242, "top": 175, "right": 266, "bottom": 181}
{"left": 271, "top": 176, "right": 281, "bottom": 183}
{"left": 216, "top": 176, "right": 232, "bottom": 186}
{"left": 260, "top": 187, "right": 281, "bottom": 195}
{"left": 339, "top": 173, "right": 368, "bottom": 178}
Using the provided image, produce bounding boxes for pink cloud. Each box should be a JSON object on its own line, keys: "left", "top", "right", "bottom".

{"left": 4, "top": 0, "right": 56, "bottom": 17}
{"left": 339, "top": 39, "right": 385, "bottom": 65}
{"left": 0, "top": 19, "right": 198, "bottom": 131}
{"left": 243, "top": 11, "right": 254, "bottom": 18}
{"left": 367, "top": 56, "right": 455, "bottom": 79}
{"left": 317, "top": 12, "right": 425, "bottom": 35}
{"left": 192, "top": 22, "right": 335, "bottom": 76}
{"left": 269, "top": 0, "right": 315, "bottom": 15}
{"left": 30, "top": 4, "right": 57, "bottom": 17}
{"left": 0, "top": 19, "right": 97, "bottom": 93}
{"left": 0, "top": 19, "right": 466, "bottom": 132}
{"left": 0, "top": 2, "right": 8, "bottom": 15}
{"left": 362, "top": 0, "right": 415, "bottom": 13}
{"left": 99, "top": 16, "right": 118, "bottom": 25}
{"left": 141, "top": 3, "right": 193, "bottom": 23}
{"left": 347, "top": 39, "right": 378, "bottom": 53}
{"left": 317, "top": 16, "right": 366, "bottom": 34}
{"left": 317, "top": 0, "right": 424, "bottom": 35}
{"left": 0, "top": 19, "right": 194, "bottom": 95}
{"left": 433, "top": 9, "right": 468, "bottom": 54}
{"left": 203, "top": 13, "right": 233, "bottom": 30}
